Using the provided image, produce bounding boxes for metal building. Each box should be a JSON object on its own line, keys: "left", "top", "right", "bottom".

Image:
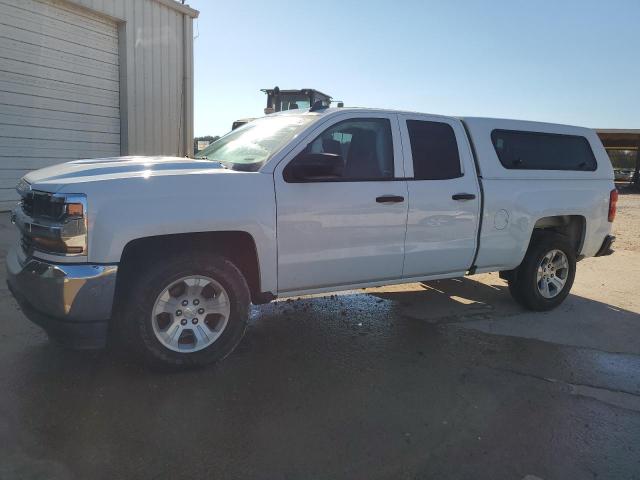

{"left": 0, "top": 0, "right": 199, "bottom": 210}
{"left": 597, "top": 129, "right": 640, "bottom": 187}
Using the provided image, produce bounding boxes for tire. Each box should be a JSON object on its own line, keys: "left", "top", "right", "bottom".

{"left": 500, "top": 269, "right": 525, "bottom": 304}
{"left": 121, "top": 251, "right": 250, "bottom": 368}
{"left": 508, "top": 232, "right": 576, "bottom": 311}
{"left": 507, "top": 279, "right": 526, "bottom": 305}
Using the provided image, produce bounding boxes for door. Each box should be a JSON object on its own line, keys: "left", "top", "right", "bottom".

{"left": 0, "top": 0, "right": 120, "bottom": 210}
{"left": 398, "top": 114, "right": 481, "bottom": 277}
{"left": 274, "top": 113, "right": 408, "bottom": 293}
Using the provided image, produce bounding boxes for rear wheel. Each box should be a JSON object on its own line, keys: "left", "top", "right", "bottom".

{"left": 508, "top": 232, "right": 576, "bottom": 311}
{"left": 122, "top": 252, "right": 250, "bottom": 368}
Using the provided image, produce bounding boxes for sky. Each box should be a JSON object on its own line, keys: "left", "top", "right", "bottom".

{"left": 188, "top": 0, "right": 640, "bottom": 137}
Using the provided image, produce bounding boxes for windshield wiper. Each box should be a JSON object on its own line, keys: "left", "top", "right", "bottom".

{"left": 197, "top": 157, "right": 229, "bottom": 169}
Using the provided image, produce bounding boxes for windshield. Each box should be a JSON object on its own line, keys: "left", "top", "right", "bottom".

{"left": 197, "top": 115, "right": 317, "bottom": 171}
{"left": 277, "top": 94, "right": 311, "bottom": 111}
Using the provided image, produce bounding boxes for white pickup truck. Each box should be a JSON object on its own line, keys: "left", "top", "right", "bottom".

{"left": 7, "top": 108, "right": 617, "bottom": 367}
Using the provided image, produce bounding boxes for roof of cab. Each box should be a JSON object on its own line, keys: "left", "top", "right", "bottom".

{"left": 270, "top": 107, "right": 612, "bottom": 181}
{"left": 276, "top": 107, "right": 595, "bottom": 132}
{"left": 272, "top": 106, "right": 458, "bottom": 122}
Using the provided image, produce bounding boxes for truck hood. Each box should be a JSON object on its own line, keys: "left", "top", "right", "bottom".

{"left": 24, "top": 156, "right": 231, "bottom": 192}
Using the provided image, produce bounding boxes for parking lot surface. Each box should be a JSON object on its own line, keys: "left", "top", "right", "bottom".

{"left": 1, "top": 192, "right": 640, "bottom": 479}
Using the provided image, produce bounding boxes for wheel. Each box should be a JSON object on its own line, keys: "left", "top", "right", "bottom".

{"left": 508, "top": 232, "right": 576, "bottom": 311}
{"left": 122, "top": 252, "right": 250, "bottom": 368}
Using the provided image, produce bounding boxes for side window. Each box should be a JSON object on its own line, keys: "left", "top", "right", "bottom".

{"left": 284, "top": 118, "right": 394, "bottom": 182}
{"left": 491, "top": 129, "right": 597, "bottom": 171}
{"left": 406, "top": 120, "right": 462, "bottom": 180}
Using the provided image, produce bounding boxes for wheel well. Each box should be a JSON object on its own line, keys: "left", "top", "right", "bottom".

{"left": 532, "top": 215, "right": 586, "bottom": 254}
{"left": 116, "top": 231, "right": 262, "bottom": 304}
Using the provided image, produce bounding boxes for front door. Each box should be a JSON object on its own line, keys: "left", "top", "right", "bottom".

{"left": 274, "top": 113, "right": 408, "bottom": 293}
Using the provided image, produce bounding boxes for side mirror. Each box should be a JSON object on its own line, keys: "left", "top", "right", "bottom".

{"left": 285, "top": 152, "right": 344, "bottom": 182}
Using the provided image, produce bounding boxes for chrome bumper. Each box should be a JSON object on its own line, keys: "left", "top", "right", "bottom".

{"left": 6, "top": 247, "right": 118, "bottom": 348}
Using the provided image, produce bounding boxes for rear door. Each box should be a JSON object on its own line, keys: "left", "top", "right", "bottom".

{"left": 398, "top": 114, "right": 481, "bottom": 277}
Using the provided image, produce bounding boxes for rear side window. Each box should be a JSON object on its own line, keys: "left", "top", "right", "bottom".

{"left": 406, "top": 120, "right": 462, "bottom": 180}
{"left": 491, "top": 129, "right": 597, "bottom": 171}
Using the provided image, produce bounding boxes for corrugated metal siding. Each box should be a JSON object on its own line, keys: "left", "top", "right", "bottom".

{"left": 0, "top": 0, "right": 121, "bottom": 210}
{"left": 0, "top": 0, "right": 196, "bottom": 211}
{"left": 72, "top": 0, "right": 191, "bottom": 158}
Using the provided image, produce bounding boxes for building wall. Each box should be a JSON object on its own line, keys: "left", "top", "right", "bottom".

{"left": 0, "top": 0, "right": 123, "bottom": 210}
{"left": 0, "top": 0, "right": 197, "bottom": 210}
{"left": 71, "top": 0, "right": 197, "bottom": 157}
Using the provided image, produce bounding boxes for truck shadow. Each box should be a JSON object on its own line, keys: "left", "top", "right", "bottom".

{"left": 4, "top": 275, "right": 640, "bottom": 478}
{"left": 11, "top": 274, "right": 640, "bottom": 371}
{"left": 368, "top": 276, "right": 522, "bottom": 324}
{"left": 364, "top": 276, "right": 640, "bottom": 355}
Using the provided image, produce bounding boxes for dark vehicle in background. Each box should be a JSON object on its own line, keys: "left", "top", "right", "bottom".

{"left": 614, "top": 169, "right": 634, "bottom": 182}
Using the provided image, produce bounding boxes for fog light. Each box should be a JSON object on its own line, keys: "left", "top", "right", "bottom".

{"left": 31, "top": 236, "right": 84, "bottom": 254}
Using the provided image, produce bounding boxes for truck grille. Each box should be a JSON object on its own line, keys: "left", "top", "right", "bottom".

{"left": 20, "top": 234, "right": 34, "bottom": 256}
{"left": 14, "top": 182, "right": 87, "bottom": 257}
{"left": 21, "top": 191, "right": 65, "bottom": 220}
{"left": 21, "top": 199, "right": 32, "bottom": 217}
{"left": 18, "top": 189, "right": 64, "bottom": 256}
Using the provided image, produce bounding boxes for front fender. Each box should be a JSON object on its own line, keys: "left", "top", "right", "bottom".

{"left": 73, "top": 172, "right": 278, "bottom": 293}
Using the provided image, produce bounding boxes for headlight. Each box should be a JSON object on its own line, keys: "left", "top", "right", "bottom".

{"left": 17, "top": 191, "right": 88, "bottom": 256}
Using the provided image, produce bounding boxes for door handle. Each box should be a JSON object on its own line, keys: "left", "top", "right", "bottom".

{"left": 452, "top": 193, "right": 476, "bottom": 201}
{"left": 376, "top": 195, "right": 405, "bottom": 204}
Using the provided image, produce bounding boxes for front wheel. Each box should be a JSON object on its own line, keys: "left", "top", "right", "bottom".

{"left": 122, "top": 252, "right": 250, "bottom": 368}
{"left": 508, "top": 232, "right": 576, "bottom": 311}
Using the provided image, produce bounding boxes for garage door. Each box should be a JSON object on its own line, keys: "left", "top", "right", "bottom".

{"left": 0, "top": 0, "right": 120, "bottom": 210}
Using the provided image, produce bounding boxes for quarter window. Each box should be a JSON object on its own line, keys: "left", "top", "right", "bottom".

{"left": 406, "top": 120, "right": 462, "bottom": 180}
{"left": 491, "top": 129, "right": 597, "bottom": 171}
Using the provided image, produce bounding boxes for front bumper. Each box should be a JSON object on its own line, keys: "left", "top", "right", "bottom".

{"left": 6, "top": 247, "right": 118, "bottom": 349}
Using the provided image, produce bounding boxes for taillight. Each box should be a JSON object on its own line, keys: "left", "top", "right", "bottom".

{"left": 608, "top": 189, "right": 618, "bottom": 222}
